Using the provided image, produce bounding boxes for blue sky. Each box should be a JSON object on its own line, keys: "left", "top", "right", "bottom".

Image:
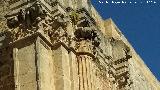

{"left": 91, "top": 0, "right": 160, "bottom": 81}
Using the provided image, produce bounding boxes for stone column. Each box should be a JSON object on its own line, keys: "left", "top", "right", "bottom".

{"left": 76, "top": 40, "right": 96, "bottom": 90}
{"left": 90, "top": 59, "right": 96, "bottom": 90}
{"left": 77, "top": 55, "right": 96, "bottom": 90}
{"left": 85, "top": 56, "right": 91, "bottom": 90}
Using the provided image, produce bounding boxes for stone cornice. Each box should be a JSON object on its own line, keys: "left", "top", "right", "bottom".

{"left": 1, "top": 31, "right": 97, "bottom": 60}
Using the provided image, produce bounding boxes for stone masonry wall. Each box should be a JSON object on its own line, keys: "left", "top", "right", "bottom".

{"left": 0, "top": 0, "right": 159, "bottom": 90}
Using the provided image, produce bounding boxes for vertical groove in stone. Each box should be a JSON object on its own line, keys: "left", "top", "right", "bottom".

{"left": 92, "top": 62, "right": 95, "bottom": 90}
{"left": 13, "top": 48, "right": 20, "bottom": 90}
{"left": 78, "top": 56, "right": 83, "bottom": 90}
{"left": 89, "top": 60, "right": 92, "bottom": 90}
{"left": 81, "top": 56, "right": 85, "bottom": 90}
{"left": 82, "top": 56, "right": 88, "bottom": 90}
{"left": 77, "top": 57, "right": 80, "bottom": 90}
{"left": 86, "top": 56, "right": 91, "bottom": 90}
{"left": 89, "top": 60, "right": 93, "bottom": 90}
{"left": 85, "top": 56, "right": 89, "bottom": 90}
{"left": 76, "top": 56, "right": 79, "bottom": 90}
{"left": 77, "top": 55, "right": 96, "bottom": 90}
{"left": 92, "top": 61, "right": 95, "bottom": 90}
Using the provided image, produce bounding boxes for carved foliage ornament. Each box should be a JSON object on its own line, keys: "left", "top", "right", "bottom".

{"left": 6, "top": 2, "right": 47, "bottom": 29}
{"left": 5, "top": 2, "right": 49, "bottom": 41}
{"left": 74, "top": 27, "right": 100, "bottom": 47}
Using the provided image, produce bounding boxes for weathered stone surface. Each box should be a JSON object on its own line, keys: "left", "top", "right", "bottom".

{"left": 0, "top": 0, "right": 159, "bottom": 90}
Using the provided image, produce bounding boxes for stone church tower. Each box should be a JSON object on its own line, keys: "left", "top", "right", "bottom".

{"left": 0, "top": 0, "right": 159, "bottom": 90}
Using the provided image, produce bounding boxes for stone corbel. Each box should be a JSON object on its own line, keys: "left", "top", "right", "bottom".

{"left": 6, "top": 2, "right": 47, "bottom": 29}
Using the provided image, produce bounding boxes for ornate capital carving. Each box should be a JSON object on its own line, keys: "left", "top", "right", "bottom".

{"left": 74, "top": 27, "right": 100, "bottom": 46}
